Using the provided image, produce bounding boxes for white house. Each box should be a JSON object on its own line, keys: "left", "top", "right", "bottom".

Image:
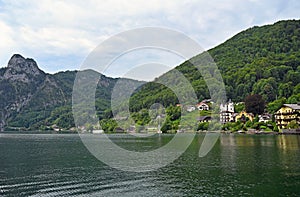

{"left": 186, "top": 105, "right": 196, "bottom": 112}
{"left": 92, "top": 129, "right": 104, "bottom": 134}
{"left": 196, "top": 102, "right": 209, "bottom": 111}
{"left": 220, "top": 99, "right": 235, "bottom": 123}
{"left": 258, "top": 114, "right": 272, "bottom": 123}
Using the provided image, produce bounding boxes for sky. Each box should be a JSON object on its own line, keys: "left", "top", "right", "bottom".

{"left": 0, "top": 0, "right": 299, "bottom": 80}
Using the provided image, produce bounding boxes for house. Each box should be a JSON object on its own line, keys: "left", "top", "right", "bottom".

{"left": 274, "top": 104, "right": 300, "bottom": 129}
{"left": 127, "top": 125, "right": 136, "bottom": 133}
{"left": 258, "top": 113, "right": 272, "bottom": 123}
{"left": 115, "top": 127, "right": 125, "bottom": 133}
{"left": 220, "top": 99, "right": 235, "bottom": 123}
{"left": 201, "top": 99, "right": 213, "bottom": 104}
{"left": 235, "top": 111, "right": 254, "bottom": 122}
{"left": 197, "top": 116, "right": 212, "bottom": 123}
{"left": 52, "top": 124, "right": 60, "bottom": 132}
{"left": 92, "top": 129, "right": 104, "bottom": 134}
{"left": 186, "top": 105, "right": 196, "bottom": 112}
{"left": 196, "top": 102, "right": 209, "bottom": 111}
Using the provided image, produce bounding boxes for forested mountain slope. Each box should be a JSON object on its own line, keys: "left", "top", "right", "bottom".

{"left": 130, "top": 20, "right": 300, "bottom": 112}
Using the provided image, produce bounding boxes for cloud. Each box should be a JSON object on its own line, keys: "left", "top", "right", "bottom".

{"left": 0, "top": 0, "right": 299, "bottom": 76}
{"left": 0, "top": 20, "right": 17, "bottom": 67}
{"left": 19, "top": 26, "right": 95, "bottom": 55}
{"left": 103, "top": 48, "right": 185, "bottom": 81}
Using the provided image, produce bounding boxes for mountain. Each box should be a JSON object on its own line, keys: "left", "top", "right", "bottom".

{"left": 0, "top": 54, "right": 65, "bottom": 130}
{"left": 0, "top": 54, "right": 143, "bottom": 131}
{"left": 1, "top": 19, "right": 300, "bottom": 131}
{"left": 129, "top": 20, "right": 300, "bottom": 112}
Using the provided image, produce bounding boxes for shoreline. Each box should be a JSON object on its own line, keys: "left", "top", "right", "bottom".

{"left": 1, "top": 130, "right": 300, "bottom": 135}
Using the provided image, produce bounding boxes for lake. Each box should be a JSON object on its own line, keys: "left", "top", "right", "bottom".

{"left": 0, "top": 133, "right": 299, "bottom": 196}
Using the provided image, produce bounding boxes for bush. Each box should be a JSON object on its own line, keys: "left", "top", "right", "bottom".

{"left": 260, "top": 125, "right": 267, "bottom": 130}
{"left": 197, "top": 122, "right": 209, "bottom": 131}
{"left": 287, "top": 120, "right": 299, "bottom": 129}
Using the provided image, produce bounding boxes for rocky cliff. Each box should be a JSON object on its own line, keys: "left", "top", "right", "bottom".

{"left": 0, "top": 54, "right": 69, "bottom": 131}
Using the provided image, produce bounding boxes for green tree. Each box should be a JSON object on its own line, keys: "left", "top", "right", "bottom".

{"left": 161, "top": 117, "right": 172, "bottom": 133}
{"left": 131, "top": 109, "right": 151, "bottom": 126}
{"left": 267, "top": 97, "right": 286, "bottom": 113}
{"left": 100, "top": 119, "right": 117, "bottom": 132}
{"left": 235, "top": 103, "right": 245, "bottom": 113}
{"left": 54, "top": 113, "right": 75, "bottom": 129}
{"left": 285, "top": 70, "right": 300, "bottom": 86}
{"left": 278, "top": 82, "right": 293, "bottom": 98}
{"left": 293, "top": 84, "right": 300, "bottom": 95}
{"left": 287, "top": 93, "right": 300, "bottom": 103}
{"left": 166, "top": 106, "right": 181, "bottom": 121}
{"left": 197, "top": 122, "right": 209, "bottom": 131}
{"left": 287, "top": 120, "right": 299, "bottom": 129}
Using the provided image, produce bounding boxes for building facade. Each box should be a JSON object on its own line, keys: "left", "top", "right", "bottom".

{"left": 274, "top": 104, "right": 300, "bottom": 129}
{"left": 220, "top": 99, "right": 235, "bottom": 123}
{"left": 234, "top": 111, "right": 254, "bottom": 122}
{"left": 196, "top": 102, "right": 209, "bottom": 111}
{"left": 258, "top": 113, "right": 272, "bottom": 123}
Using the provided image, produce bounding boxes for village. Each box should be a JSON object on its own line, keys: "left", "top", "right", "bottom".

{"left": 86, "top": 98, "right": 300, "bottom": 134}
{"left": 188, "top": 98, "right": 300, "bottom": 134}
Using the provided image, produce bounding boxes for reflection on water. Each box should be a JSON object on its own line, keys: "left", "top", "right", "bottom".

{"left": 277, "top": 134, "right": 300, "bottom": 151}
{"left": 0, "top": 133, "right": 299, "bottom": 196}
{"left": 220, "top": 134, "right": 300, "bottom": 150}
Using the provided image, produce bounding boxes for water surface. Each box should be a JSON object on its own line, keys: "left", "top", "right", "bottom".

{"left": 0, "top": 133, "right": 299, "bottom": 196}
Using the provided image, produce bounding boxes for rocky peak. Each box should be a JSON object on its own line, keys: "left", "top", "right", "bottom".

{"left": 3, "top": 54, "right": 45, "bottom": 82}
{"left": 7, "top": 54, "right": 43, "bottom": 76}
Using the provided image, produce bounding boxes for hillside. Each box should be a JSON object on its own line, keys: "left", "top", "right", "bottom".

{"left": 129, "top": 20, "right": 300, "bottom": 112}
{"left": 0, "top": 54, "right": 143, "bottom": 131}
